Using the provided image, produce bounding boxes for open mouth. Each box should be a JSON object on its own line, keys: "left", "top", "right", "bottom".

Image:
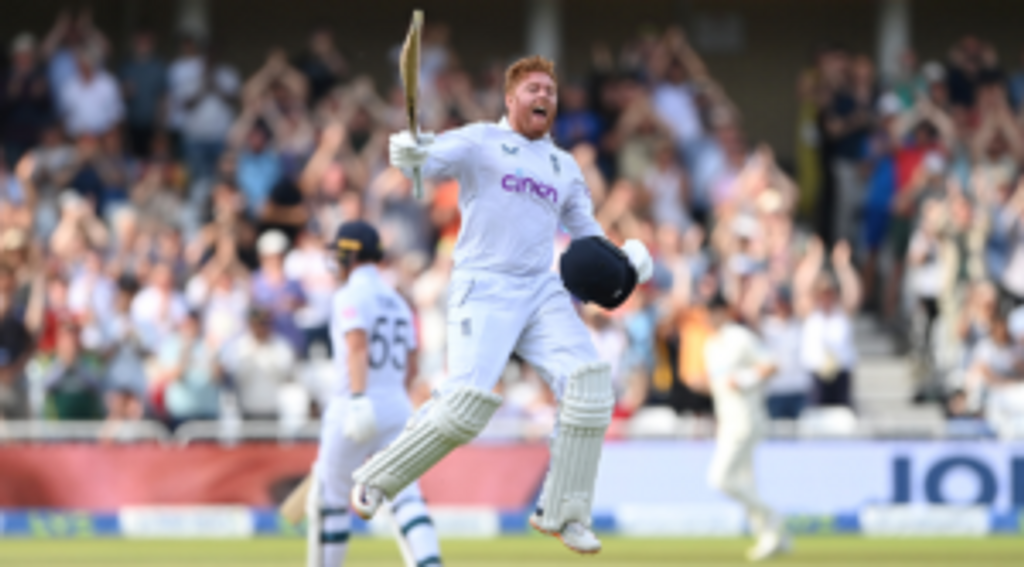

{"left": 532, "top": 106, "right": 549, "bottom": 119}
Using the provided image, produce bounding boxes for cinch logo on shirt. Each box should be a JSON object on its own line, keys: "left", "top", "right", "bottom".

{"left": 501, "top": 173, "right": 559, "bottom": 204}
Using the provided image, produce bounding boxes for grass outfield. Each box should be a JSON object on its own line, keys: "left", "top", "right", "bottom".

{"left": 1, "top": 537, "right": 1023, "bottom": 567}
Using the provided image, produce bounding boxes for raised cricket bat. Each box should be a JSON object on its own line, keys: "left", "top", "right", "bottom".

{"left": 279, "top": 473, "right": 312, "bottom": 525}
{"left": 400, "top": 9, "right": 425, "bottom": 199}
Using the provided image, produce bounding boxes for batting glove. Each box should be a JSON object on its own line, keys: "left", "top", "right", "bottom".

{"left": 343, "top": 395, "right": 377, "bottom": 443}
{"left": 389, "top": 130, "right": 435, "bottom": 170}
{"left": 621, "top": 239, "right": 654, "bottom": 284}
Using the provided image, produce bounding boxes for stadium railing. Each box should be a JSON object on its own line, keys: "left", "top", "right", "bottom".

{"left": 173, "top": 419, "right": 321, "bottom": 445}
{"left": 0, "top": 419, "right": 171, "bottom": 443}
{"left": 0, "top": 414, "right": 1012, "bottom": 443}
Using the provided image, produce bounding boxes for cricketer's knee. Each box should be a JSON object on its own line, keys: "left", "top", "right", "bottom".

{"left": 352, "top": 386, "right": 503, "bottom": 501}
{"left": 708, "top": 450, "right": 753, "bottom": 502}
{"left": 709, "top": 466, "right": 744, "bottom": 500}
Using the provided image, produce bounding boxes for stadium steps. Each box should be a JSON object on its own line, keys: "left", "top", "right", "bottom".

{"left": 853, "top": 358, "right": 915, "bottom": 401}
{"left": 853, "top": 316, "right": 899, "bottom": 357}
{"left": 851, "top": 316, "right": 946, "bottom": 435}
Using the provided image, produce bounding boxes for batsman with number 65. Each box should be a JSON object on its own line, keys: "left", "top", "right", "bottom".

{"left": 307, "top": 221, "right": 443, "bottom": 567}
{"left": 349, "top": 53, "right": 654, "bottom": 554}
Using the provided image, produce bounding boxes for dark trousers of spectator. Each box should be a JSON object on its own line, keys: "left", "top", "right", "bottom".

{"left": 48, "top": 388, "right": 104, "bottom": 420}
{"left": 663, "top": 335, "right": 714, "bottom": 415}
{"left": 639, "top": 335, "right": 714, "bottom": 414}
{"left": 812, "top": 370, "right": 852, "bottom": 407}
{"left": 913, "top": 297, "right": 940, "bottom": 367}
{"left": 998, "top": 283, "right": 1024, "bottom": 312}
{"left": 3, "top": 141, "right": 31, "bottom": 169}
{"left": 167, "top": 413, "right": 219, "bottom": 433}
{"left": 127, "top": 125, "right": 155, "bottom": 158}
{"left": 766, "top": 393, "right": 808, "bottom": 420}
{"left": 302, "top": 325, "right": 332, "bottom": 359}
{"left": 184, "top": 139, "right": 225, "bottom": 183}
{"left": 0, "top": 379, "right": 29, "bottom": 419}
{"left": 918, "top": 297, "right": 939, "bottom": 340}
{"left": 169, "top": 130, "right": 184, "bottom": 159}
{"left": 816, "top": 145, "right": 838, "bottom": 247}
{"left": 831, "top": 159, "right": 863, "bottom": 247}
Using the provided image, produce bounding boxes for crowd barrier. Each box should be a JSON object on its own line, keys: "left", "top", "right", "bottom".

{"left": 2, "top": 438, "right": 1024, "bottom": 538}
{"left": 0, "top": 442, "right": 547, "bottom": 510}
{"left": 0, "top": 412, "right": 1014, "bottom": 446}
{"left": 2, "top": 440, "right": 1023, "bottom": 514}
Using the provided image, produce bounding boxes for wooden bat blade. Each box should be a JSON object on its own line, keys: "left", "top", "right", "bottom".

{"left": 400, "top": 9, "right": 424, "bottom": 138}
{"left": 279, "top": 474, "right": 312, "bottom": 525}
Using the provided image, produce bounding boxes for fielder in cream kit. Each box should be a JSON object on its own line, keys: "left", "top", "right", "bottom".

{"left": 703, "top": 295, "right": 791, "bottom": 561}
{"left": 307, "top": 221, "right": 442, "bottom": 567}
{"left": 350, "top": 56, "right": 654, "bottom": 555}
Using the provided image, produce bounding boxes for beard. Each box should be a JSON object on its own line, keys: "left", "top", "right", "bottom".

{"left": 512, "top": 105, "right": 556, "bottom": 139}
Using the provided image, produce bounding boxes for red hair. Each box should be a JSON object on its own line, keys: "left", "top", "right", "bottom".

{"left": 504, "top": 55, "right": 557, "bottom": 94}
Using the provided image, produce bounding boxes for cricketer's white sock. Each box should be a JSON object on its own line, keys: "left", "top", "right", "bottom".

{"left": 391, "top": 496, "right": 443, "bottom": 567}
{"left": 319, "top": 506, "right": 351, "bottom": 567}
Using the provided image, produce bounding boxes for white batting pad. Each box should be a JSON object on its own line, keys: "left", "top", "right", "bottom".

{"left": 535, "top": 363, "right": 615, "bottom": 532}
{"left": 352, "top": 387, "right": 502, "bottom": 499}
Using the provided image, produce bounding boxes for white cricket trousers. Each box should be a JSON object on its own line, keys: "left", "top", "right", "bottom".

{"left": 441, "top": 269, "right": 599, "bottom": 403}
{"left": 315, "top": 397, "right": 442, "bottom": 567}
{"left": 707, "top": 433, "right": 780, "bottom": 537}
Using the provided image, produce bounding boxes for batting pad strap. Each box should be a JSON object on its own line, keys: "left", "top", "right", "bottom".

{"left": 536, "top": 363, "right": 614, "bottom": 532}
{"left": 352, "top": 387, "right": 502, "bottom": 499}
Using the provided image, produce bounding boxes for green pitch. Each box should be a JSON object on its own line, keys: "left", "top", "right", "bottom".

{"left": 1, "top": 537, "right": 1023, "bottom": 567}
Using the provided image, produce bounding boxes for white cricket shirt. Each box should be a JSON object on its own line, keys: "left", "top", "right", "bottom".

{"left": 329, "top": 265, "right": 417, "bottom": 407}
{"left": 419, "top": 118, "right": 603, "bottom": 276}
{"left": 703, "top": 323, "right": 773, "bottom": 438}
{"left": 761, "top": 316, "right": 812, "bottom": 396}
{"left": 800, "top": 308, "right": 857, "bottom": 375}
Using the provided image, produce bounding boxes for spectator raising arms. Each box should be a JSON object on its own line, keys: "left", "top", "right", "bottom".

{"left": 795, "top": 239, "right": 861, "bottom": 408}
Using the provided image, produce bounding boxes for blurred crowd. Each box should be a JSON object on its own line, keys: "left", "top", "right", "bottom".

{"left": 797, "top": 37, "right": 1024, "bottom": 432}
{"left": 0, "top": 9, "right": 1022, "bottom": 437}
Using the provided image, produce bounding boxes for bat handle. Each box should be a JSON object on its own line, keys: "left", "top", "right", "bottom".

{"left": 412, "top": 166, "right": 424, "bottom": 199}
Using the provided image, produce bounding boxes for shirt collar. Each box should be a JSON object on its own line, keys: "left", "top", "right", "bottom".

{"left": 349, "top": 264, "right": 379, "bottom": 283}
{"left": 498, "top": 116, "right": 552, "bottom": 142}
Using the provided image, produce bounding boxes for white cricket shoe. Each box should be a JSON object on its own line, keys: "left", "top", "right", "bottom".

{"left": 529, "top": 514, "right": 602, "bottom": 555}
{"left": 746, "top": 532, "right": 791, "bottom": 562}
{"left": 350, "top": 483, "right": 384, "bottom": 520}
